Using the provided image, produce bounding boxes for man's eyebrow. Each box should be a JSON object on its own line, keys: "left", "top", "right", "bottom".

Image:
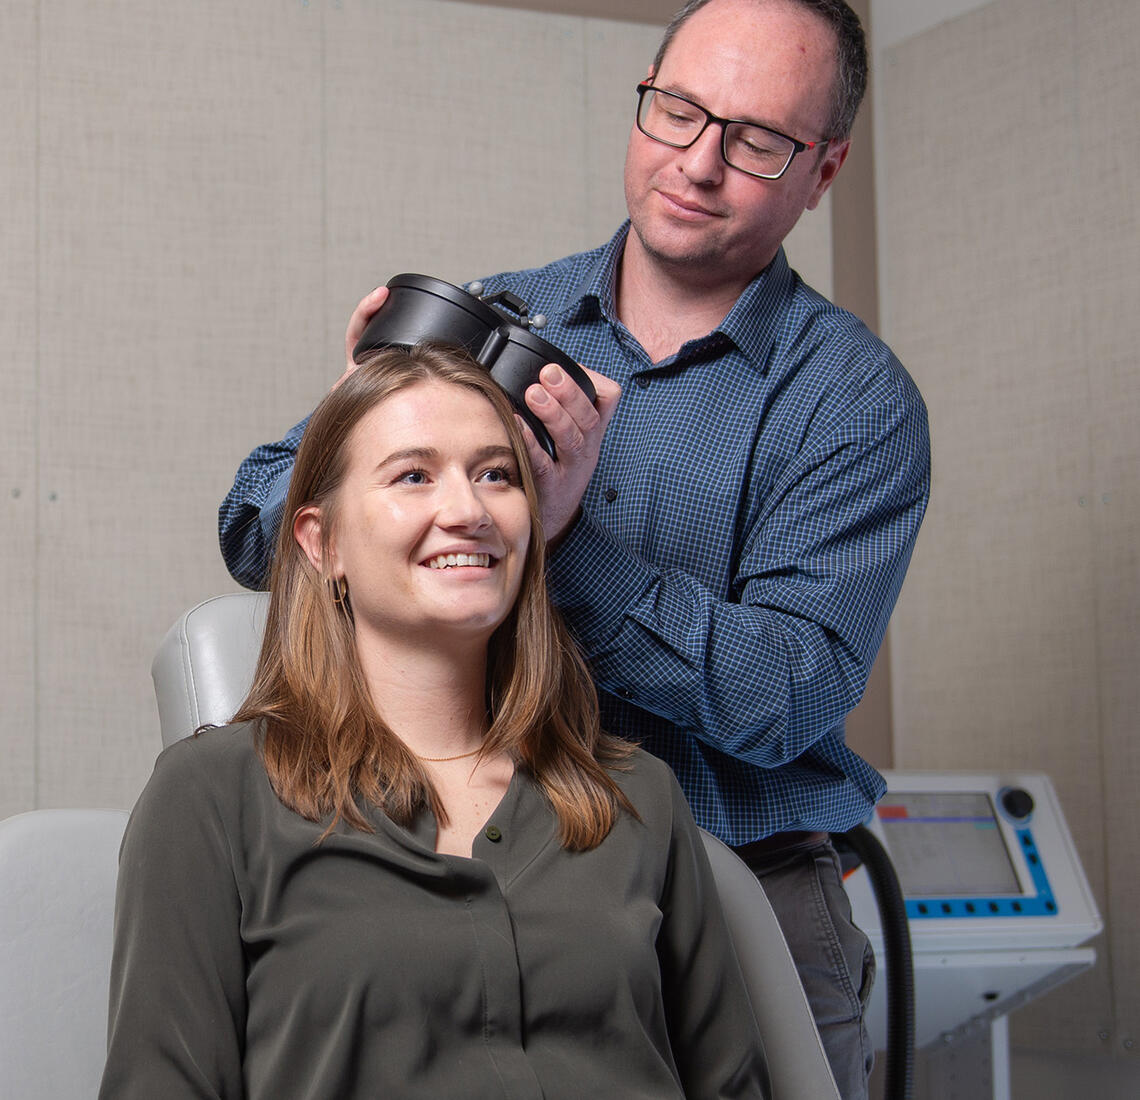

{"left": 656, "top": 81, "right": 776, "bottom": 130}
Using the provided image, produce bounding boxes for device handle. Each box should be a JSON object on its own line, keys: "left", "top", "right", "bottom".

{"left": 479, "top": 289, "right": 539, "bottom": 330}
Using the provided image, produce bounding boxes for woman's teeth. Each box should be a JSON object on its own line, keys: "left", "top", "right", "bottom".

{"left": 427, "top": 552, "right": 491, "bottom": 570}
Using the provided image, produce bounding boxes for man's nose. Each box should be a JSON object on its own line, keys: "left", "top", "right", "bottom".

{"left": 678, "top": 122, "right": 725, "bottom": 185}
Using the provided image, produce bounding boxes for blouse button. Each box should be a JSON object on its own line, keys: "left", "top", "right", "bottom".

{"left": 484, "top": 824, "right": 503, "bottom": 842}
{"left": 604, "top": 487, "right": 618, "bottom": 503}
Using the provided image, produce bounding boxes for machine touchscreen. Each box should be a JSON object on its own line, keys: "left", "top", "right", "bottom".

{"left": 876, "top": 792, "right": 1022, "bottom": 898}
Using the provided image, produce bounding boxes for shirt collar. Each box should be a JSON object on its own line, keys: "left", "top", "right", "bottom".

{"left": 711, "top": 247, "right": 793, "bottom": 375}
{"left": 558, "top": 223, "right": 793, "bottom": 375}
{"left": 557, "top": 223, "right": 630, "bottom": 326}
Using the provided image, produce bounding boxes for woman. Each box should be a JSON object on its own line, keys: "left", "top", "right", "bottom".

{"left": 100, "top": 344, "right": 769, "bottom": 1099}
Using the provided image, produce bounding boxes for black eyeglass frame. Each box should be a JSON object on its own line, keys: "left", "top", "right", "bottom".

{"left": 634, "top": 82, "right": 829, "bottom": 181}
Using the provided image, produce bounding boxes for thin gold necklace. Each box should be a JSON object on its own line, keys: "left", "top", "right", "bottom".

{"left": 416, "top": 745, "right": 483, "bottom": 763}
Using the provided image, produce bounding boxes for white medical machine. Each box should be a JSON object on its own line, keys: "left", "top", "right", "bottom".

{"left": 847, "top": 771, "right": 1102, "bottom": 1100}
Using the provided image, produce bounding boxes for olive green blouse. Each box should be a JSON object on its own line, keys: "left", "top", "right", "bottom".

{"left": 100, "top": 724, "right": 769, "bottom": 1098}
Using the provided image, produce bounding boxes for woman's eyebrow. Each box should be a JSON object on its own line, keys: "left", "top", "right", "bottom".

{"left": 373, "top": 443, "right": 516, "bottom": 471}
{"left": 374, "top": 446, "right": 438, "bottom": 470}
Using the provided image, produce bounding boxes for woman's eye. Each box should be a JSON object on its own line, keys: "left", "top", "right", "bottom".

{"left": 478, "top": 465, "right": 517, "bottom": 486}
{"left": 395, "top": 469, "right": 429, "bottom": 486}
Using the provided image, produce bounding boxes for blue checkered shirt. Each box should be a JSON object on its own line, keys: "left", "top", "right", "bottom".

{"left": 219, "top": 223, "right": 930, "bottom": 844}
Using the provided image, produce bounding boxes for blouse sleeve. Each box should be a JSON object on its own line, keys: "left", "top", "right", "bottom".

{"left": 99, "top": 741, "right": 247, "bottom": 1099}
{"left": 656, "top": 774, "right": 772, "bottom": 1100}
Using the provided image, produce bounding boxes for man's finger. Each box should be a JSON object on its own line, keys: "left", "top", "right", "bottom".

{"left": 524, "top": 381, "right": 588, "bottom": 456}
{"left": 516, "top": 415, "right": 554, "bottom": 476}
{"left": 343, "top": 285, "right": 390, "bottom": 369}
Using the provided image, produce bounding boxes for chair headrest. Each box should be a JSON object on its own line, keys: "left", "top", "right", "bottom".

{"left": 151, "top": 592, "right": 269, "bottom": 747}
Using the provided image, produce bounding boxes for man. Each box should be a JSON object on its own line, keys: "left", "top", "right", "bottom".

{"left": 220, "top": 2, "right": 929, "bottom": 1095}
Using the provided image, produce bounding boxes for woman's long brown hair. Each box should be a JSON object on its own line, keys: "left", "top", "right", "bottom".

{"left": 232, "top": 344, "right": 633, "bottom": 850}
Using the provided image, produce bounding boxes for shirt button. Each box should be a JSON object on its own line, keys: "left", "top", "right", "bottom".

{"left": 634, "top": 375, "right": 650, "bottom": 389}
{"left": 604, "top": 487, "right": 618, "bottom": 503}
{"left": 484, "top": 824, "right": 502, "bottom": 842}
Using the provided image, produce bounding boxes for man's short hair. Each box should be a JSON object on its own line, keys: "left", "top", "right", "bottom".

{"left": 651, "top": 0, "right": 868, "bottom": 141}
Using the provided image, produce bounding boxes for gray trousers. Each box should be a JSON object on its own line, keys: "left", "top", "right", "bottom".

{"left": 737, "top": 836, "right": 876, "bottom": 1100}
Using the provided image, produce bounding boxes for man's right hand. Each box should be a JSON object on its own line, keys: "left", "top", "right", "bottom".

{"left": 334, "top": 285, "right": 390, "bottom": 389}
{"left": 522, "top": 364, "right": 621, "bottom": 545}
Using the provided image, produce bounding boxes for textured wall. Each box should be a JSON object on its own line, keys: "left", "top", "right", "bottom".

{"left": 1, "top": 4, "right": 38, "bottom": 816}
{"left": 882, "top": 0, "right": 1139, "bottom": 1069}
{"left": 0, "top": 0, "right": 831, "bottom": 818}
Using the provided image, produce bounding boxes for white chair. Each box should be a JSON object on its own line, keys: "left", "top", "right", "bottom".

{"left": 700, "top": 828, "right": 842, "bottom": 1098}
{"left": 153, "top": 591, "right": 268, "bottom": 746}
{"left": 0, "top": 807, "right": 129, "bottom": 1100}
{"left": 152, "top": 593, "right": 841, "bottom": 1099}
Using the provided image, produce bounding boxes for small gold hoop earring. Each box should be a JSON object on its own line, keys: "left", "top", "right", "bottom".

{"left": 329, "top": 576, "right": 349, "bottom": 606}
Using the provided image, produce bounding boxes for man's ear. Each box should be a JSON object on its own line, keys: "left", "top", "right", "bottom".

{"left": 294, "top": 505, "right": 332, "bottom": 575}
{"left": 805, "top": 137, "right": 850, "bottom": 211}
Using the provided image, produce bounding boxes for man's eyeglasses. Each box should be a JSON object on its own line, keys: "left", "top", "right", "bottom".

{"left": 635, "top": 82, "right": 828, "bottom": 181}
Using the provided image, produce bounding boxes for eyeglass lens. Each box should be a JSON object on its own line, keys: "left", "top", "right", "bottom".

{"left": 637, "top": 88, "right": 795, "bottom": 179}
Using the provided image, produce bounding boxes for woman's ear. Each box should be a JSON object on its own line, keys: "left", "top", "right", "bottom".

{"left": 293, "top": 505, "right": 332, "bottom": 575}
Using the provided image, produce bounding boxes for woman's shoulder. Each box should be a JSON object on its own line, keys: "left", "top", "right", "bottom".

{"left": 120, "top": 722, "right": 271, "bottom": 870}
{"left": 610, "top": 748, "right": 690, "bottom": 824}
{"left": 142, "top": 721, "right": 266, "bottom": 810}
{"left": 157, "top": 720, "right": 261, "bottom": 770}
{"left": 614, "top": 746, "right": 676, "bottom": 784}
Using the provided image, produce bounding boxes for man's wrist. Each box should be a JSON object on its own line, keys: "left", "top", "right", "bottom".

{"left": 544, "top": 506, "right": 582, "bottom": 554}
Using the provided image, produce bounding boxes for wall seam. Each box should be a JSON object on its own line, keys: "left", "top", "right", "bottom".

{"left": 580, "top": 17, "right": 591, "bottom": 239}
{"left": 321, "top": 1, "right": 330, "bottom": 368}
{"left": 33, "top": 0, "right": 42, "bottom": 809}
{"left": 832, "top": 0, "right": 894, "bottom": 769}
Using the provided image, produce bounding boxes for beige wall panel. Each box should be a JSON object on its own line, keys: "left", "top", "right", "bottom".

{"left": 323, "top": 0, "right": 591, "bottom": 323}
{"left": 882, "top": 0, "right": 1137, "bottom": 1062}
{"left": 459, "top": 0, "right": 678, "bottom": 21}
{"left": 0, "top": 5, "right": 38, "bottom": 818}
{"left": 1095, "top": 473, "right": 1140, "bottom": 1056}
{"left": 1011, "top": 1046, "right": 1140, "bottom": 1099}
{"left": 884, "top": 0, "right": 1096, "bottom": 779}
{"left": 784, "top": 193, "right": 833, "bottom": 300}
{"left": 35, "top": 0, "right": 325, "bottom": 810}
{"left": 581, "top": 18, "right": 663, "bottom": 246}
{"left": 1073, "top": 0, "right": 1140, "bottom": 1055}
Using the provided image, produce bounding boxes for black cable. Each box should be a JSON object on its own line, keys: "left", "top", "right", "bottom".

{"left": 837, "top": 824, "right": 915, "bottom": 1100}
